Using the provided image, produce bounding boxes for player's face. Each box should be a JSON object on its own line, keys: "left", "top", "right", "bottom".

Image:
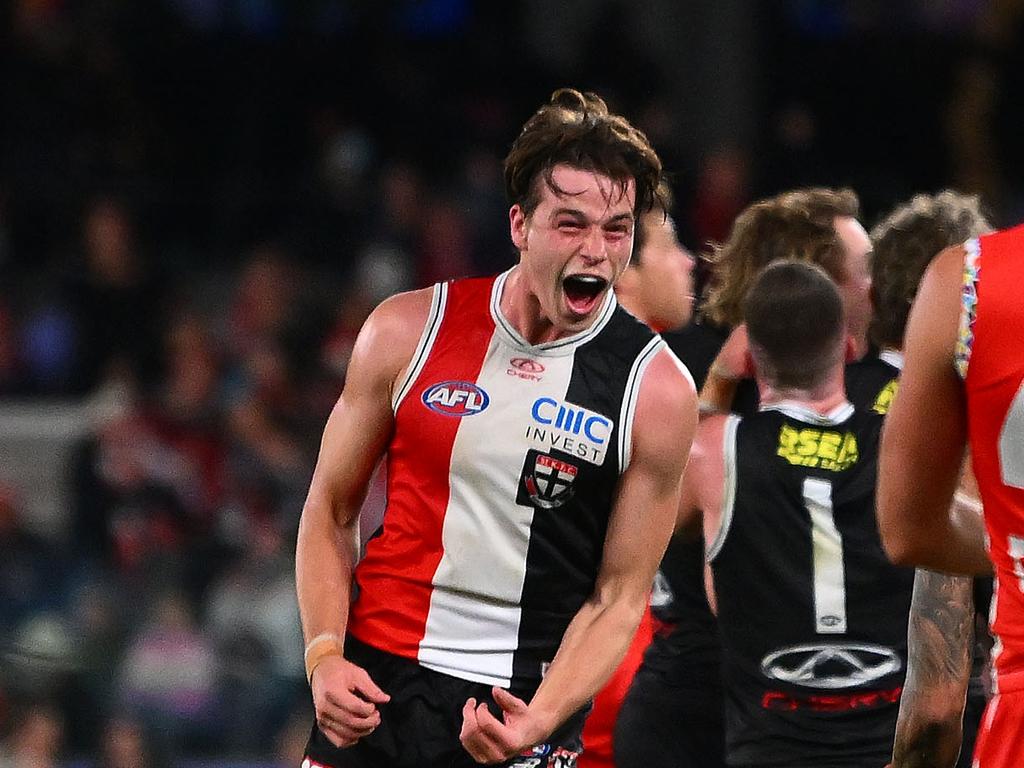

{"left": 510, "top": 164, "right": 636, "bottom": 334}
{"left": 834, "top": 215, "right": 873, "bottom": 356}
{"left": 632, "top": 211, "right": 695, "bottom": 332}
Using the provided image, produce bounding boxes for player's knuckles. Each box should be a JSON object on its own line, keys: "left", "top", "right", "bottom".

{"left": 339, "top": 696, "right": 375, "bottom": 717}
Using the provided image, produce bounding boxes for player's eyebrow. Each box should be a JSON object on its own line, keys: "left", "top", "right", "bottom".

{"left": 549, "top": 208, "right": 634, "bottom": 225}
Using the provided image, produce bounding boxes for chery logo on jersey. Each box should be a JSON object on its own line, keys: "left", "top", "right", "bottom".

{"left": 760, "top": 642, "right": 902, "bottom": 690}
{"left": 526, "top": 397, "right": 613, "bottom": 466}
{"left": 421, "top": 381, "right": 490, "bottom": 417}
{"left": 507, "top": 357, "right": 545, "bottom": 382}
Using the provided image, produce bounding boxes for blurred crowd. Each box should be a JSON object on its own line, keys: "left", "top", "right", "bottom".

{"left": 4, "top": 0, "right": 1024, "bottom": 765}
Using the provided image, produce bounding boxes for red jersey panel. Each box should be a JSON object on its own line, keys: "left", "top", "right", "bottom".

{"left": 964, "top": 225, "right": 1024, "bottom": 694}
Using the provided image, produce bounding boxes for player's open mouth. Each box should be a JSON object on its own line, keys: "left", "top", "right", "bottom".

{"left": 562, "top": 274, "right": 608, "bottom": 316}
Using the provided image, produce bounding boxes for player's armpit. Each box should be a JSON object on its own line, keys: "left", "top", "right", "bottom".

{"left": 890, "top": 569, "right": 974, "bottom": 768}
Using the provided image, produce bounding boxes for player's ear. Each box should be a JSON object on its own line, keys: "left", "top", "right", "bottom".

{"left": 510, "top": 205, "right": 528, "bottom": 251}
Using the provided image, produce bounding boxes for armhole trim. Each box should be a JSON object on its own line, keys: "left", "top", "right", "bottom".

{"left": 707, "top": 414, "right": 741, "bottom": 562}
{"left": 392, "top": 282, "right": 448, "bottom": 412}
{"left": 618, "top": 336, "right": 666, "bottom": 472}
{"left": 955, "top": 238, "right": 981, "bottom": 380}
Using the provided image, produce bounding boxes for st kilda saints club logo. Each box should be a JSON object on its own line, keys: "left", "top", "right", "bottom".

{"left": 516, "top": 449, "right": 579, "bottom": 510}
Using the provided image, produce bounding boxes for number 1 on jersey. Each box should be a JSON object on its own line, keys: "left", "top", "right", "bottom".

{"left": 804, "top": 478, "right": 847, "bottom": 634}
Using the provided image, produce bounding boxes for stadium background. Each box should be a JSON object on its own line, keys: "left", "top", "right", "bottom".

{"left": 1, "top": 0, "right": 1023, "bottom": 765}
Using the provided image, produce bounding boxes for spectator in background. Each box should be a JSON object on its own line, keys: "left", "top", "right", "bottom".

{"left": 0, "top": 486, "right": 68, "bottom": 635}
{"left": 116, "top": 590, "right": 218, "bottom": 755}
{"left": 63, "top": 195, "right": 166, "bottom": 396}
{"left": 0, "top": 703, "right": 64, "bottom": 768}
{"left": 73, "top": 311, "right": 226, "bottom": 587}
{"left": 205, "top": 518, "right": 304, "bottom": 753}
{"left": 96, "top": 715, "right": 164, "bottom": 768}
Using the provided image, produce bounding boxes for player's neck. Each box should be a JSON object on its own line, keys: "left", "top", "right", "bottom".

{"left": 757, "top": 371, "right": 848, "bottom": 416}
{"left": 499, "top": 266, "right": 601, "bottom": 346}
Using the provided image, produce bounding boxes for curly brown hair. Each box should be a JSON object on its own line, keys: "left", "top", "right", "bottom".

{"left": 702, "top": 187, "right": 860, "bottom": 328}
{"left": 504, "top": 88, "right": 666, "bottom": 219}
{"left": 869, "top": 190, "right": 991, "bottom": 349}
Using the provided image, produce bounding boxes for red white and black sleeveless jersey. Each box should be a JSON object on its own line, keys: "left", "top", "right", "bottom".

{"left": 960, "top": 225, "right": 1024, "bottom": 695}
{"left": 348, "top": 272, "right": 672, "bottom": 688}
{"left": 709, "top": 403, "right": 913, "bottom": 767}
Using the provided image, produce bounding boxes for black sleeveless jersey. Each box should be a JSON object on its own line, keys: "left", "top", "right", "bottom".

{"left": 845, "top": 349, "right": 901, "bottom": 415}
{"left": 710, "top": 402, "right": 914, "bottom": 767}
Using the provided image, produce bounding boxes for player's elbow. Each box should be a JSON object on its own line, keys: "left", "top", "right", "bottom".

{"left": 876, "top": 507, "right": 923, "bottom": 566}
{"left": 879, "top": 528, "right": 923, "bottom": 567}
{"left": 876, "top": 491, "right": 922, "bottom": 566}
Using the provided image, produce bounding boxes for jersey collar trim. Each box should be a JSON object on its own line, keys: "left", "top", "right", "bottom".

{"left": 878, "top": 348, "right": 904, "bottom": 372}
{"left": 489, "top": 268, "right": 617, "bottom": 356}
{"left": 760, "top": 400, "right": 855, "bottom": 425}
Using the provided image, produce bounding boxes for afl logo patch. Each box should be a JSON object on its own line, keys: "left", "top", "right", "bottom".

{"left": 422, "top": 381, "right": 490, "bottom": 417}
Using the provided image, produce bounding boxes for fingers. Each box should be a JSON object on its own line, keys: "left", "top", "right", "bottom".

{"left": 323, "top": 688, "right": 377, "bottom": 718}
{"left": 318, "top": 696, "right": 382, "bottom": 731}
{"left": 460, "top": 697, "right": 521, "bottom": 764}
{"left": 351, "top": 665, "right": 391, "bottom": 705}
{"left": 313, "top": 662, "right": 389, "bottom": 751}
{"left": 491, "top": 686, "right": 527, "bottom": 715}
{"left": 316, "top": 713, "right": 378, "bottom": 749}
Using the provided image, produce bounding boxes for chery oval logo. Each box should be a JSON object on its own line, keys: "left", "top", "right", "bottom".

{"left": 510, "top": 358, "right": 545, "bottom": 373}
{"left": 422, "top": 381, "right": 490, "bottom": 417}
{"left": 760, "top": 642, "right": 902, "bottom": 689}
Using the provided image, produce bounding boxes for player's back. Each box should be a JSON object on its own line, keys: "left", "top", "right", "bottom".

{"left": 963, "top": 225, "right": 1024, "bottom": 690}
{"left": 710, "top": 402, "right": 914, "bottom": 767}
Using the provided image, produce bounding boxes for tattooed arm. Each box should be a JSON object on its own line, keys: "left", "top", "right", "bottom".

{"left": 890, "top": 569, "right": 975, "bottom": 768}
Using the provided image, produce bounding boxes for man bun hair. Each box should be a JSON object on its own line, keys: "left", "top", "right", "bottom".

{"left": 504, "top": 88, "right": 666, "bottom": 218}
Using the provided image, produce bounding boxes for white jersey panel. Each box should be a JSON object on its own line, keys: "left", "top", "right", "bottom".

{"left": 418, "top": 333, "right": 577, "bottom": 685}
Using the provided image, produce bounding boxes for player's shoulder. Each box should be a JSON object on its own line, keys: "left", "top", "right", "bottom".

{"left": 628, "top": 345, "right": 699, "bottom": 467}
{"left": 639, "top": 344, "right": 698, "bottom": 414}
{"left": 366, "top": 285, "right": 436, "bottom": 337}
{"left": 350, "top": 286, "right": 436, "bottom": 386}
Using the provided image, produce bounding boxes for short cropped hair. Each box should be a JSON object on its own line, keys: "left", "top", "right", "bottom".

{"left": 703, "top": 188, "right": 860, "bottom": 328}
{"left": 869, "top": 190, "right": 991, "bottom": 349}
{"left": 504, "top": 88, "right": 666, "bottom": 219}
{"left": 744, "top": 260, "right": 845, "bottom": 391}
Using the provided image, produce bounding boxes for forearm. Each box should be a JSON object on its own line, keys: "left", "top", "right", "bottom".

{"left": 699, "top": 369, "right": 740, "bottom": 415}
{"left": 891, "top": 569, "right": 974, "bottom": 768}
{"left": 526, "top": 589, "right": 646, "bottom": 734}
{"left": 882, "top": 490, "right": 991, "bottom": 576}
{"left": 295, "top": 495, "right": 361, "bottom": 646}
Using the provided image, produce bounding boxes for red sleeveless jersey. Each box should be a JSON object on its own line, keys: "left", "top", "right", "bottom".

{"left": 964, "top": 225, "right": 1024, "bottom": 694}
